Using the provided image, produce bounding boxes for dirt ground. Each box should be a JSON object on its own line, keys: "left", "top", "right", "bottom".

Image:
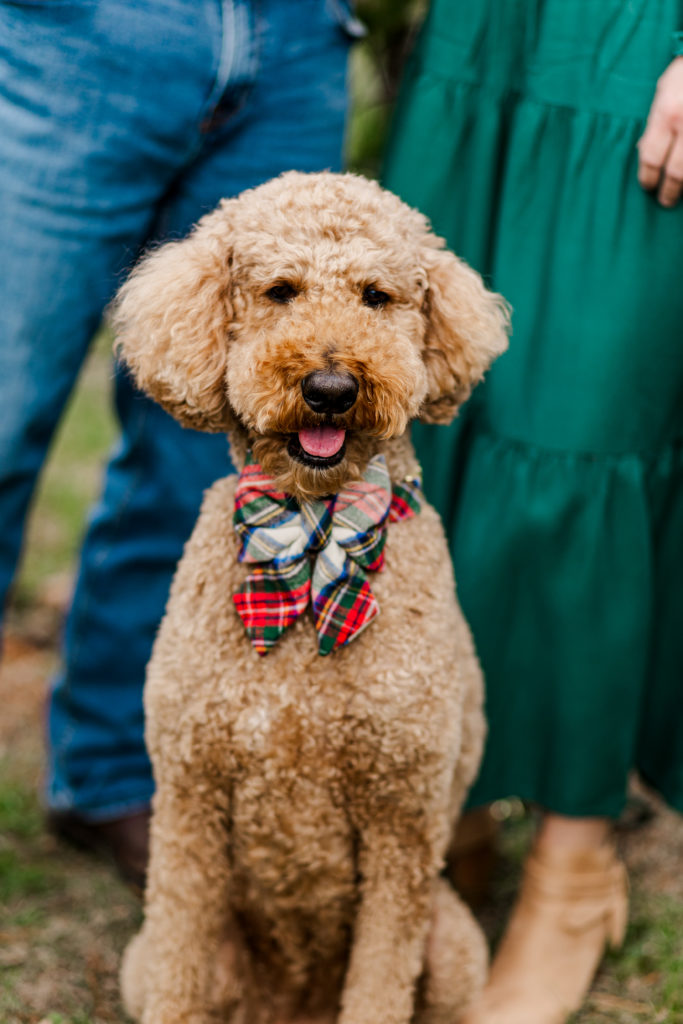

{"left": 1, "top": 626, "right": 682, "bottom": 1024}
{"left": 0, "top": 631, "right": 140, "bottom": 1024}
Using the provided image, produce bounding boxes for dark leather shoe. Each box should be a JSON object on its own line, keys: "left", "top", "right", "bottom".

{"left": 445, "top": 807, "right": 499, "bottom": 908}
{"left": 46, "top": 807, "right": 150, "bottom": 895}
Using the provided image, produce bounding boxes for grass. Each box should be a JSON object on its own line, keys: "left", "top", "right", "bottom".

{"left": 603, "top": 894, "right": 683, "bottom": 1019}
{"left": 1, "top": 329, "right": 135, "bottom": 1024}
{"left": 0, "top": 750, "right": 140, "bottom": 1024}
{"left": 9, "top": 330, "right": 116, "bottom": 615}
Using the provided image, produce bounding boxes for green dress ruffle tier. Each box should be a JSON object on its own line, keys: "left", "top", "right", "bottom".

{"left": 384, "top": 0, "right": 683, "bottom": 817}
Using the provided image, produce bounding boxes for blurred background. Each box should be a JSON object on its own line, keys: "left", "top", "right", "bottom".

{"left": 1, "top": 4, "right": 682, "bottom": 1022}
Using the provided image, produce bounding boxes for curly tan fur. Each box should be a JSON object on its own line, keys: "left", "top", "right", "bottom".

{"left": 115, "top": 172, "right": 509, "bottom": 1024}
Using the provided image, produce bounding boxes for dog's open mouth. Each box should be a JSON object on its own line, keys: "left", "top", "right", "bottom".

{"left": 288, "top": 425, "right": 347, "bottom": 469}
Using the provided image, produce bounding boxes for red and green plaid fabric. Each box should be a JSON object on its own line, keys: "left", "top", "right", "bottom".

{"left": 389, "top": 476, "right": 422, "bottom": 522}
{"left": 233, "top": 454, "right": 421, "bottom": 656}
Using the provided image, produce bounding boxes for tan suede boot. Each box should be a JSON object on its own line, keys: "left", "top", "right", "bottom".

{"left": 459, "top": 842, "right": 628, "bottom": 1024}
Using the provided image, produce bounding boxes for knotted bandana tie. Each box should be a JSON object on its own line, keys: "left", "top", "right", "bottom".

{"left": 233, "top": 453, "right": 421, "bottom": 656}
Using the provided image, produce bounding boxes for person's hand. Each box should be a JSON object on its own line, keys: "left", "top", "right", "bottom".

{"left": 638, "top": 56, "right": 683, "bottom": 207}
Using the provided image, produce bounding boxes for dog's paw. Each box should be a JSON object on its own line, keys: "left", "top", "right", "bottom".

{"left": 120, "top": 930, "right": 149, "bottom": 1020}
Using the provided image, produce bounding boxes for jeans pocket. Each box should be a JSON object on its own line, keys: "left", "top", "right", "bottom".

{"left": 325, "top": 0, "right": 366, "bottom": 39}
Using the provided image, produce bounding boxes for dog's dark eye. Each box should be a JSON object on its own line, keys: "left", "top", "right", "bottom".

{"left": 266, "top": 282, "right": 298, "bottom": 304}
{"left": 362, "top": 286, "right": 391, "bottom": 309}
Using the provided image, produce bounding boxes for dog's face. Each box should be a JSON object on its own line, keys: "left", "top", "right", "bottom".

{"left": 114, "top": 172, "right": 509, "bottom": 498}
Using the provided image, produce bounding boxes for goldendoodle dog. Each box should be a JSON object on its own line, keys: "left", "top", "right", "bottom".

{"left": 114, "top": 172, "right": 509, "bottom": 1024}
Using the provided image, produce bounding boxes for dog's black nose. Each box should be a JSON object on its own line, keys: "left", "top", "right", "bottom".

{"left": 301, "top": 369, "right": 359, "bottom": 414}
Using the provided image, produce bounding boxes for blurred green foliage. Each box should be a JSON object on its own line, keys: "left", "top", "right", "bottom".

{"left": 348, "top": 0, "right": 426, "bottom": 176}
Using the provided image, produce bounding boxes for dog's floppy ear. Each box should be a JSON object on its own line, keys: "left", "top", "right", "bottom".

{"left": 112, "top": 203, "right": 236, "bottom": 432}
{"left": 419, "top": 245, "right": 510, "bottom": 424}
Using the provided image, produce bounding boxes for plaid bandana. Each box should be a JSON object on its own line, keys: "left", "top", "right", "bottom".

{"left": 233, "top": 453, "right": 421, "bottom": 656}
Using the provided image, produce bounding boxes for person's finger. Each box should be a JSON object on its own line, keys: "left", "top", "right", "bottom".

{"left": 658, "top": 132, "right": 683, "bottom": 206}
{"left": 637, "top": 109, "right": 673, "bottom": 190}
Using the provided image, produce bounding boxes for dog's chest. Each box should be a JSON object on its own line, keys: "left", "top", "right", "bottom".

{"left": 229, "top": 669, "right": 395, "bottom": 778}
{"left": 225, "top": 633, "right": 461, "bottom": 796}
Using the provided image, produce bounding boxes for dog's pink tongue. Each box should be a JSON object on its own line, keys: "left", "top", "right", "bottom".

{"left": 298, "top": 426, "right": 346, "bottom": 458}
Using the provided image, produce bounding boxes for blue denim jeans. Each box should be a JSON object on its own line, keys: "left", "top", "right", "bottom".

{"left": 0, "top": 0, "right": 354, "bottom": 819}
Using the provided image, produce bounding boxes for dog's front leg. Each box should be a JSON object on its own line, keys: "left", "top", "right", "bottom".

{"left": 123, "top": 776, "right": 239, "bottom": 1024}
{"left": 337, "top": 820, "right": 442, "bottom": 1024}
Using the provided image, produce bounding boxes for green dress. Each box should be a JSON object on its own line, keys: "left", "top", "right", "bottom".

{"left": 384, "top": 0, "right": 683, "bottom": 817}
